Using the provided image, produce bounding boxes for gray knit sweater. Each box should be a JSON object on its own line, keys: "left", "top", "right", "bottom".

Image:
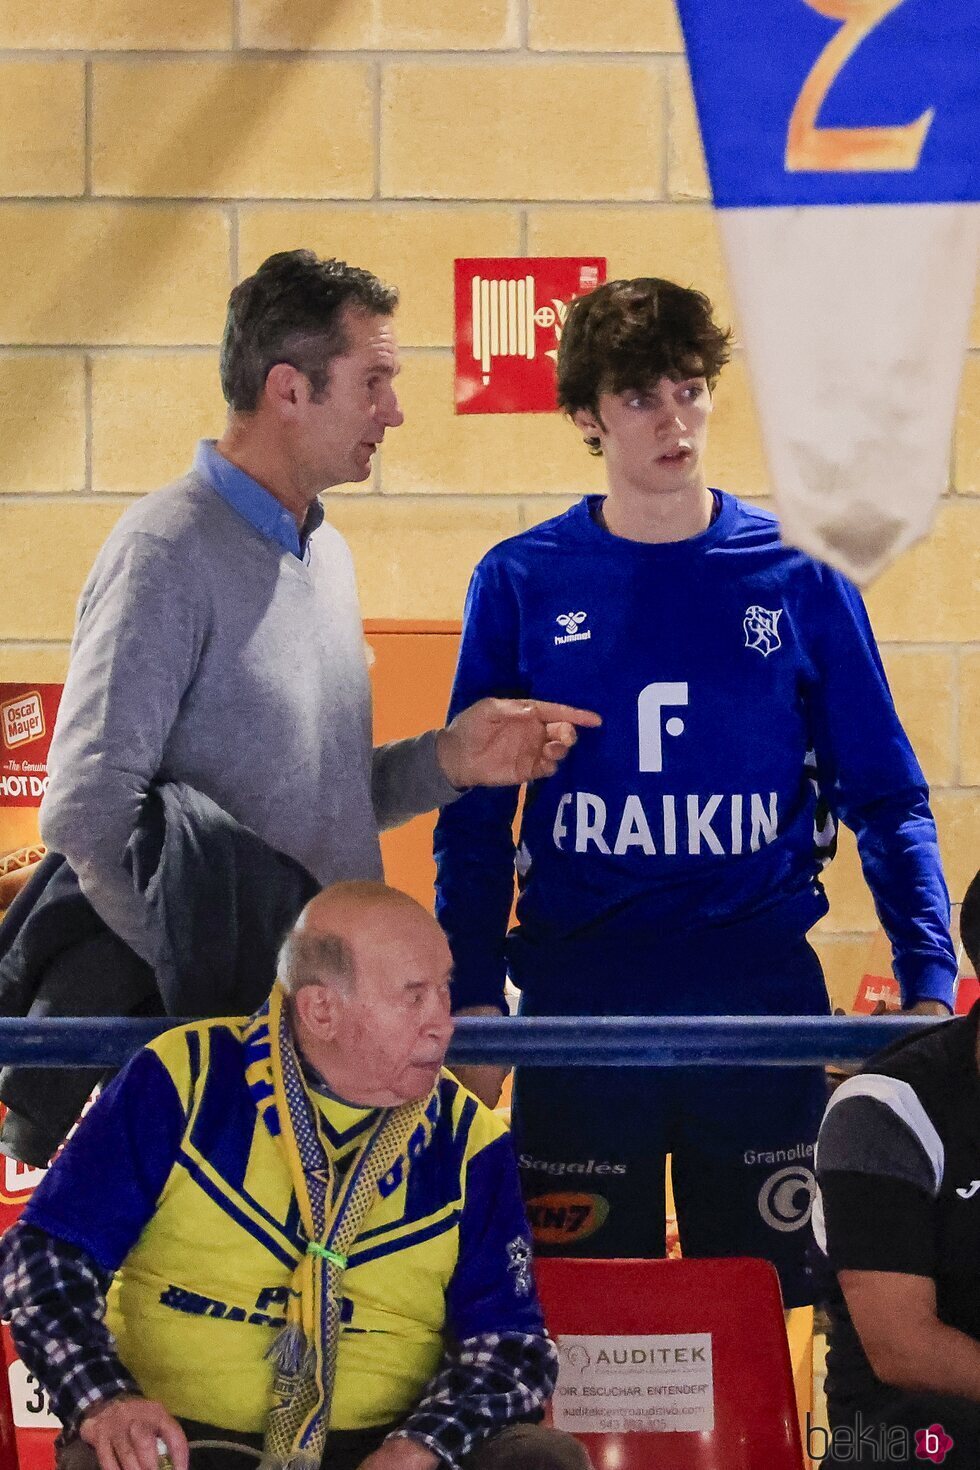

{"left": 40, "top": 471, "right": 457, "bottom": 962}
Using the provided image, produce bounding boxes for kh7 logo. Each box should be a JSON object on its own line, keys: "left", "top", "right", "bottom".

{"left": 525, "top": 1192, "right": 610, "bottom": 1244}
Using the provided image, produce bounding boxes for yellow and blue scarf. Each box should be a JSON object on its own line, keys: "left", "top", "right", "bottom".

{"left": 243, "top": 985, "right": 439, "bottom": 1469}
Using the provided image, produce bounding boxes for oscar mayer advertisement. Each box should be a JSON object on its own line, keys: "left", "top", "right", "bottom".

{"left": 0, "top": 685, "right": 61, "bottom": 918}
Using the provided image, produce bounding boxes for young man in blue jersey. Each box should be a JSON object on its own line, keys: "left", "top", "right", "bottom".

{"left": 0, "top": 884, "right": 589, "bottom": 1470}
{"left": 433, "top": 277, "right": 955, "bottom": 1308}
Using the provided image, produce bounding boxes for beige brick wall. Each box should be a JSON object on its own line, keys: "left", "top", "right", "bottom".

{"left": 0, "top": 0, "right": 976, "bottom": 1002}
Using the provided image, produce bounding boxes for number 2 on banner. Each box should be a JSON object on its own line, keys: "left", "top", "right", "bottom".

{"left": 786, "top": 0, "right": 934, "bottom": 172}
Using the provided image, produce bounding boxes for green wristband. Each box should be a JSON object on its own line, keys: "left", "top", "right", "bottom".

{"left": 307, "top": 1242, "right": 347, "bottom": 1269}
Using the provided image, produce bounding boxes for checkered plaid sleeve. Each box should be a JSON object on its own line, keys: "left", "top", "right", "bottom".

{"left": 389, "top": 1330, "right": 559, "bottom": 1469}
{"left": 0, "top": 1222, "right": 139, "bottom": 1433}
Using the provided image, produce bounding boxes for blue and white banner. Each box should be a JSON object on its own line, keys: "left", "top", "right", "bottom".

{"left": 675, "top": 0, "right": 979, "bottom": 582}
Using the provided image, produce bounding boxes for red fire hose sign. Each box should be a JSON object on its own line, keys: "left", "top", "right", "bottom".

{"left": 454, "top": 257, "right": 606, "bottom": 414}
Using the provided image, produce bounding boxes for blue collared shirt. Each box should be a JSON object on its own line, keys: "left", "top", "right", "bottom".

{"left": 193, "top": 439, "right": 324, "bottom": 561}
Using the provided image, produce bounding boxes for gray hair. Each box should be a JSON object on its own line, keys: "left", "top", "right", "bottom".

{"left": 277, "top": 926, "right": 356, "bottom": 999}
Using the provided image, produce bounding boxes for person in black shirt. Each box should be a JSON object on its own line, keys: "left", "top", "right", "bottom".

{"left": 813, "top": 868, "right": 980, "bottom": 1467}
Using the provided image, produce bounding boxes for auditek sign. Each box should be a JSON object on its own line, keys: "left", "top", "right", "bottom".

{"left": 552, "top": 1333, "right": 714, "bottom": 1435}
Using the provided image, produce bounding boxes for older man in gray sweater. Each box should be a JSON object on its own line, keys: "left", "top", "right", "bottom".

{"left": 3, "top": 251, "right": 597, "bottom": 1162}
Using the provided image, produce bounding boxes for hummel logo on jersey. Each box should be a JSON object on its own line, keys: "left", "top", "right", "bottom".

{"left": 555, "top": 611, "right": 591, "bottom": 646}
{"left": 956, "top": 1179, "right": 980, "bottom": 1200}
{"left": 743, "top": 605, "right": 783, "bottom": 656}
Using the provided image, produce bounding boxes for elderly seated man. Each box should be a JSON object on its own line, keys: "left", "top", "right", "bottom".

{"left": 0, "top": 882, "right": 590, "bottom": 1470}
{"left": 813, "top": 867, "right": 980, "bottom": 1469}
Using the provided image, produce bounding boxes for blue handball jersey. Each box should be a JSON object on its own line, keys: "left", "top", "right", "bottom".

{"left": 434, "top": 494, "right": 955, "bottom": 1013}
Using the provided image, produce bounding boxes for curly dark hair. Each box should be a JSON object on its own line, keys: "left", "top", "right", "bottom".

{"left": 557, "top": 278, "right": 732, "bottom": 453}
{"left": 961, "top": 868, "right": 980, "bottom": 979}
{"left": 219, "top": 250, "right": 399, "bottom": 412}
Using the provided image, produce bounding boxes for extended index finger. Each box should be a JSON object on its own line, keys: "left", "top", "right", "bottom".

{"left": 526, "top": 701, "right": 602, "bottom": 728}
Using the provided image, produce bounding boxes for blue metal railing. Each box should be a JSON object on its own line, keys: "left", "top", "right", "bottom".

{"left": 0, "top": 1013, "right": 944, "bottom": 1068}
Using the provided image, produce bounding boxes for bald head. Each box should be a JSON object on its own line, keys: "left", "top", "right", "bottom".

{"left": 305, "top": 880, "right": 432, "bottom": 936}
{"left": 280, "top": 882, "right": 455, "bottom": 1106}
{"left": 279, "top": 881, "right": 445, "bottom": 998}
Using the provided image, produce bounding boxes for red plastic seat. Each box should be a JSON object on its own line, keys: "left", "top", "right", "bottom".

{"left": 0, "top": 1325, "right": 56, "bottom": 1470}
{"left": 534, "top": 1256, "right": 805, "bottom": 1469}
{"left": 0, "top": 1332, "right": 18, "bottom": 1470}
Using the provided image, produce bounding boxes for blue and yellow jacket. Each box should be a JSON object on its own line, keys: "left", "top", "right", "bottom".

{"left": 23, "top": 1019, "right": 542, "bottom": 1432}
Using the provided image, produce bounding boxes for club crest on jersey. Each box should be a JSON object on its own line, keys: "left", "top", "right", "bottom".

{"left": 743, "top": 605, "right": 782, "bottom": 657}
{"left": 555, "top": 611, "right": 591, "bottom": 646}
